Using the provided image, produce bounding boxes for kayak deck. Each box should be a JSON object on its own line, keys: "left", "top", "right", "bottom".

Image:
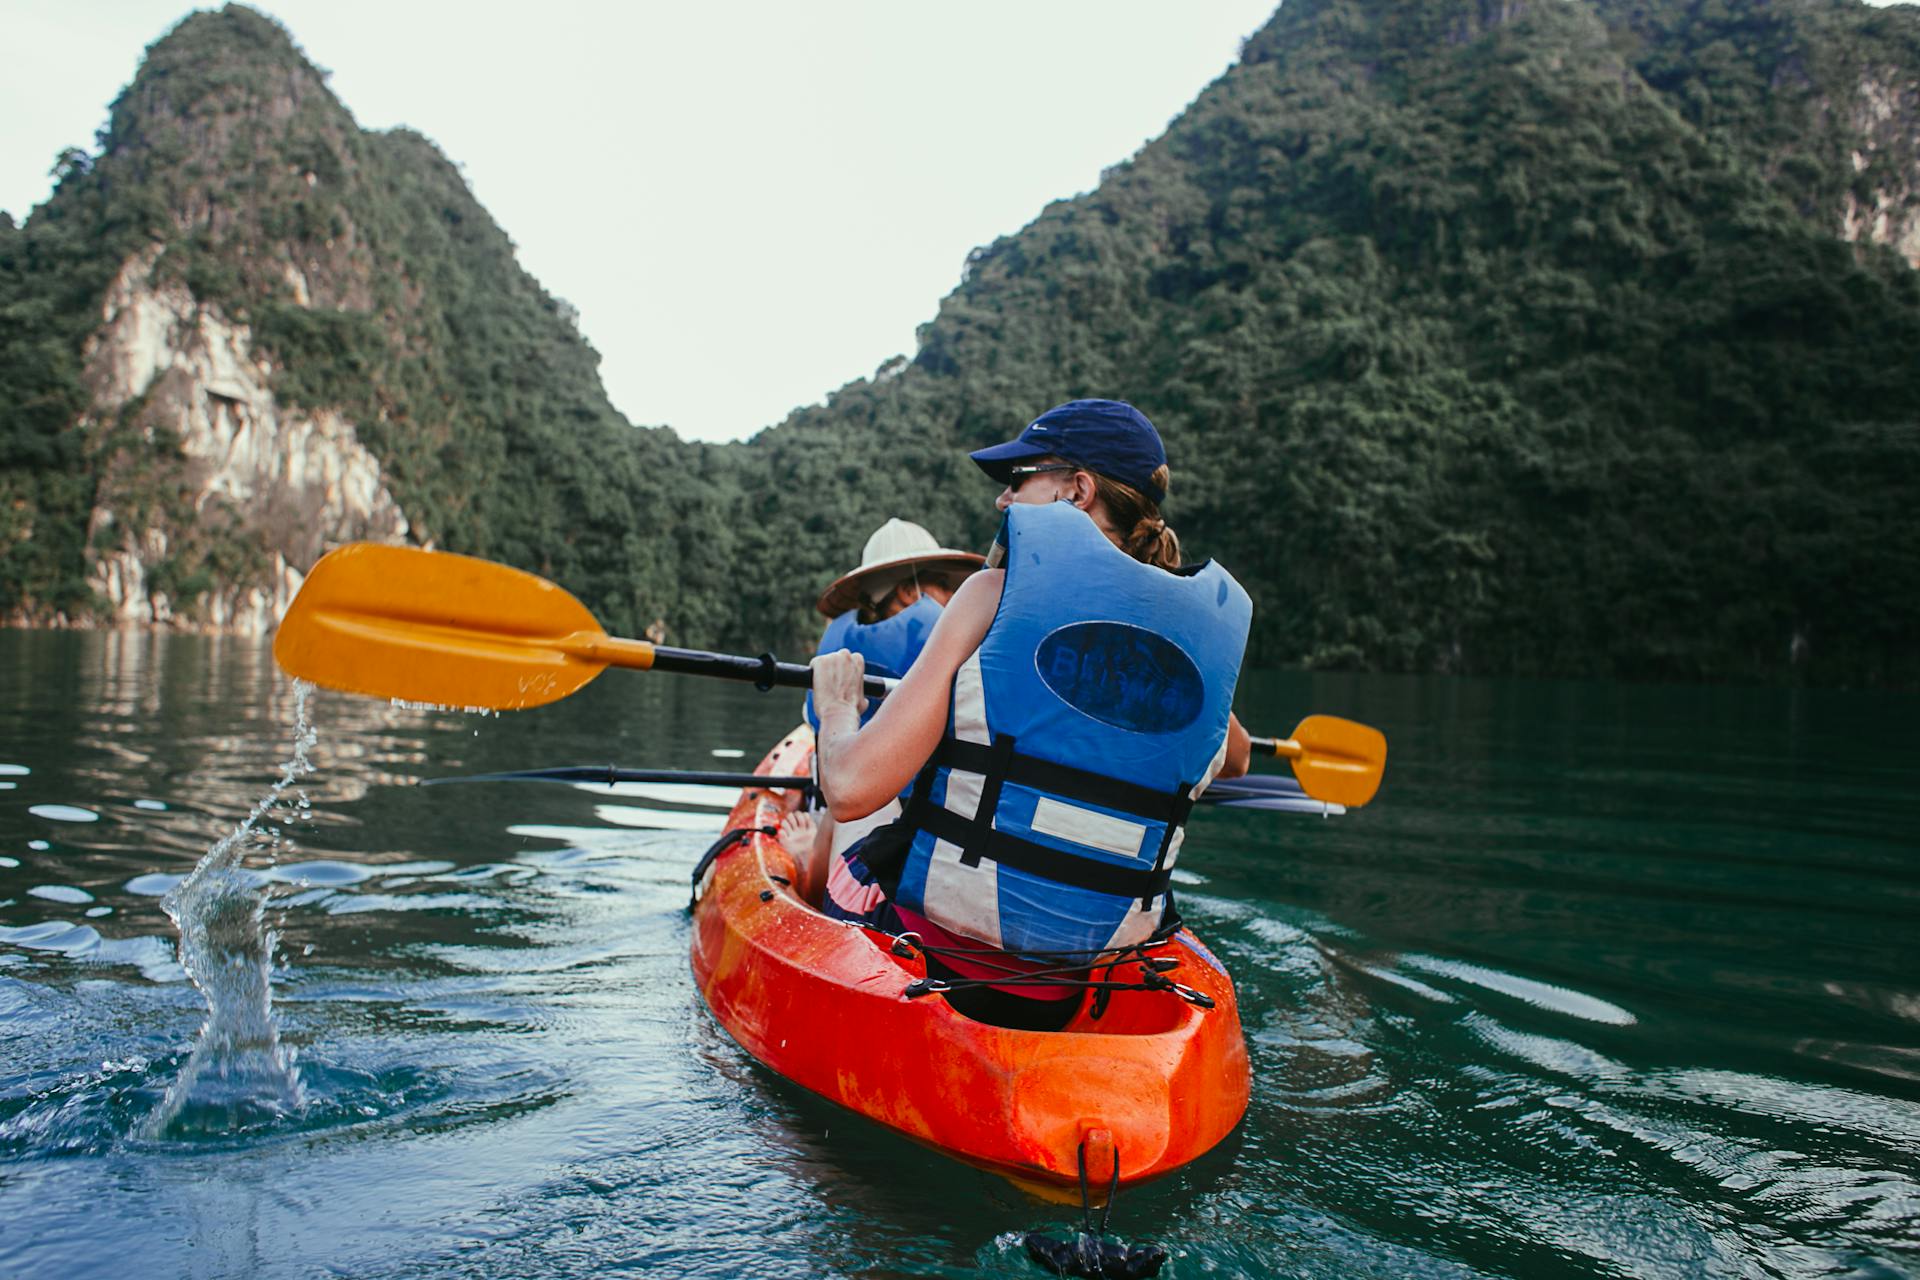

{"left": 688, "top": 726, "right": 1250, "bottom": 1192}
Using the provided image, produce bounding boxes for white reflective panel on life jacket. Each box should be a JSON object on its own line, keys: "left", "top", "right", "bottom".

{"left": 914, "top": 650, "right": 1002, "bottom": 945}
{"left": 1029, "top": 797, "right": 1150, "bottom": 859}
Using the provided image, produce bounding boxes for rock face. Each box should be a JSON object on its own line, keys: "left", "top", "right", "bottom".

{"left": 81, "top": 246, "right": 409, "bottom": 632}
{"left": 1841, "top": 71, "right": 1920, "bottom": 268}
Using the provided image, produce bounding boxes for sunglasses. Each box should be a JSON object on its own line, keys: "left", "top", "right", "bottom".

{"left": 1005, "top": 463, "right": 1080, "bottom": 491}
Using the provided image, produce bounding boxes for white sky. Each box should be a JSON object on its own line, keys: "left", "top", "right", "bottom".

{"left": 0, "top": 2, "right": 1278, "bottom": 442}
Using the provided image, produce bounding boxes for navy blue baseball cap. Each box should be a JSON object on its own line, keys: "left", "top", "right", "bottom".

{"left": 969, "top": 399, "right": 1168, "bottom": 504}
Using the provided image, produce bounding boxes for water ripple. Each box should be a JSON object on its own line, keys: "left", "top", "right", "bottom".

{"left": 3, "top": 640, "right": 1916, "bottom": 1278}
{"left": 27, "top": 805, "right": 99, "bottom": 824}
{"left": 1405, "top": 954, "right": 1637, "bottom": 1025}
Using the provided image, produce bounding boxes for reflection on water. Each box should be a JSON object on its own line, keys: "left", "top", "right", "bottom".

{"left": 0, "top": 631, "right": 1915, "bottom": 1278}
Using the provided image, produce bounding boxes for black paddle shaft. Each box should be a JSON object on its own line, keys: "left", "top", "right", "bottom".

{"left": 421, "top": 766, "right": 813, "bottom": 789}
{"left": 420, "top": 768, "right": 1326, "bottom": 813}
{"left": 648, "top": 645, "right": 893, "bottom": 699}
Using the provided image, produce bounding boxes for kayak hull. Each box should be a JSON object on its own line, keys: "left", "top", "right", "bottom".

{"left": 688, "top": 726, "right": 1250, "bottom": 1191}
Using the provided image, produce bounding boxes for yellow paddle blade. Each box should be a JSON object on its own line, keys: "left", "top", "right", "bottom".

{"left": 1279, "top": 714, "right": 1387, "bottom": 808}
{"left": 273, "top": 543, "right": 646, "bottom": 711}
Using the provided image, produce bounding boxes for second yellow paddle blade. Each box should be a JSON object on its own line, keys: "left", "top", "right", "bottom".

{"left": 273, "top": 543, "right": 608, "bottom": 711}
{"left": 1290, "top": 714, "right": 1387, "bottom": 808}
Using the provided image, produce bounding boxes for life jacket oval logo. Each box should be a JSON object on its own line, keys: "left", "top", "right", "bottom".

{"left": 1034, "top": 622, "right": 1205, "bottom": 733}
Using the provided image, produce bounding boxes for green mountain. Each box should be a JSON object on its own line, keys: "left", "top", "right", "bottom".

{"left": 0, "top": 5, "right": 736, "bottom": 638}
{"left": 2, "top": 0, "right": 1916, "bottom": 686}
{"left": 732, "top": 0, "right": 1920, "bottom": 685}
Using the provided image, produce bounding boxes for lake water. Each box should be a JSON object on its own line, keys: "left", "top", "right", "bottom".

{"left": 0, "top": 630, "right": 1915, "bottom": 1278}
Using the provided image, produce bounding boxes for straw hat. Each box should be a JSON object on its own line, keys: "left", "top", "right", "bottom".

{"left": 816, "top": 519, "right": 985, "bottom": 618}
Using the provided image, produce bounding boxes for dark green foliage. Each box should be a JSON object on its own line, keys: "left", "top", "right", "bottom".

{"left": 0, "top": 5, "right": 724, "bottom": 638}
{"left": 0, "top": 115, "right": 163, "bottom": 616}
{"left": 729, "top": 0, "right": 1920, "bottom": 686}
{"left": 0, "top": 0, "right": 1915, "bottom": 687}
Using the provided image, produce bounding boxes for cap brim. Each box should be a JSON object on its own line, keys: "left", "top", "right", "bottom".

{"left": 968, "top": 439, "right": 1053, "bottom": 483}
{"left": 815, "top": 552, "right": 986, "bottom": 618}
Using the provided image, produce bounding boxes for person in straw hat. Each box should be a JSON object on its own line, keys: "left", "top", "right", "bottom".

{"left": 783, "top": 519, "right": 984, "bottom": 900}
{"left": 813, "top": 518, "right": 984, "bottom": 630}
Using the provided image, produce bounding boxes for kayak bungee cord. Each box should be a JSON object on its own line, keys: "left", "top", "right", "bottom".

{"left": 690, "top": 826, "right": 1217, "bottom": 1012}
{"left": 886, "top": 930, "right": 1218, "bottom": 1011}
{"left": 687, "top": 825, "right": 779, "bottom": 909}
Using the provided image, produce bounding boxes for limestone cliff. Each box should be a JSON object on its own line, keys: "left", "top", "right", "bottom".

{"left": 1593, "top": 0, "right": 1920, "bottom": 266}
{"left": 1840, "top": 68, "right": 1920, "bottom": 267}
{"left": 80, "top": 246, "right": 408, "bottom": 632}
{"left": 0, "top": 4, "right": 699, "bottom": 642}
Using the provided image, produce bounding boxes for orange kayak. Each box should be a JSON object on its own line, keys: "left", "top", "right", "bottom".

{"left": 688, "top": 725, "right": 1251, "bottom": 1193}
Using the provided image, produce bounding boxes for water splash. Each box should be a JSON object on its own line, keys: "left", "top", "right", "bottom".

{"left": 146, "top": 681, "right": 318, "bottom": 1136}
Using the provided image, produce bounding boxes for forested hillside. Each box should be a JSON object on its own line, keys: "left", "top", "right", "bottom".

{"left": 733, "top": 0, "right": 1920, "bottom": 685}
{"left": 0, "top": 6, "right": 741, "bottom": 640}
{"left": 2, "top": 0, "right": 1916, "bottom": 684}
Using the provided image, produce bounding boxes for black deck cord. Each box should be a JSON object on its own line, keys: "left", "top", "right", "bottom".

{"left": 1022, "top": 1139, "right": 1169, "bottom": 1279}
{"left": 895, "top": 928, "right": 1217, "bottom": 1010}
{"left": 688, "top": 825, "right": 778, "bottom": 909}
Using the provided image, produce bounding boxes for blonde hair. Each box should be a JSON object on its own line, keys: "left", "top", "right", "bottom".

{"left": 1089, "top": 464, "right": 1180, "bottom": 570}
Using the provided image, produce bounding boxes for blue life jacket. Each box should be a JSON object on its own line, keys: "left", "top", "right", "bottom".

{"left": 804, "top": 593, "right": 944, "bottom": 730}
{"left": 885, "top": 501, "right": 1252, "bottom": 960}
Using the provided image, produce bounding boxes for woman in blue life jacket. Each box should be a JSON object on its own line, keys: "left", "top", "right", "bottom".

{"left": 784, "top": 519, "right": 983, "bottom": 902}
{"left": 810, "top": 399, "right": 1252, "bottom": 1031}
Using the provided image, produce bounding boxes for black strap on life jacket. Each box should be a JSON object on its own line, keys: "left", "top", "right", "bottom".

{"left": 1142, "top": 785, "right": 1195, "bottom": 910}
{"left": 930, "top": 737, "right": 1193, "bottom": 825}
{"left": 956, "top": 734, "right": 1017, "bottom": 869}
{"left": 912, "top": 805, "right": 1175, "bottom": 900}
{"left": 881, "top": 731, "right": 1195, "bottom": 905}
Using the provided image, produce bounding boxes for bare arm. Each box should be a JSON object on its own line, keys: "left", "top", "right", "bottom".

{"left": 1220, "top": 712, "right": 1251, "bottom": 780}
{"left": 812, "top": 569, "right": 1003, "bottom": 821}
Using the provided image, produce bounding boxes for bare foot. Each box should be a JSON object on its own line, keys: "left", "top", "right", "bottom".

{"left": 780, "top": 809, "right": 818, "bottom": 852}
{"left": 780, "top": 809, "right": 833, "bottom": 905}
